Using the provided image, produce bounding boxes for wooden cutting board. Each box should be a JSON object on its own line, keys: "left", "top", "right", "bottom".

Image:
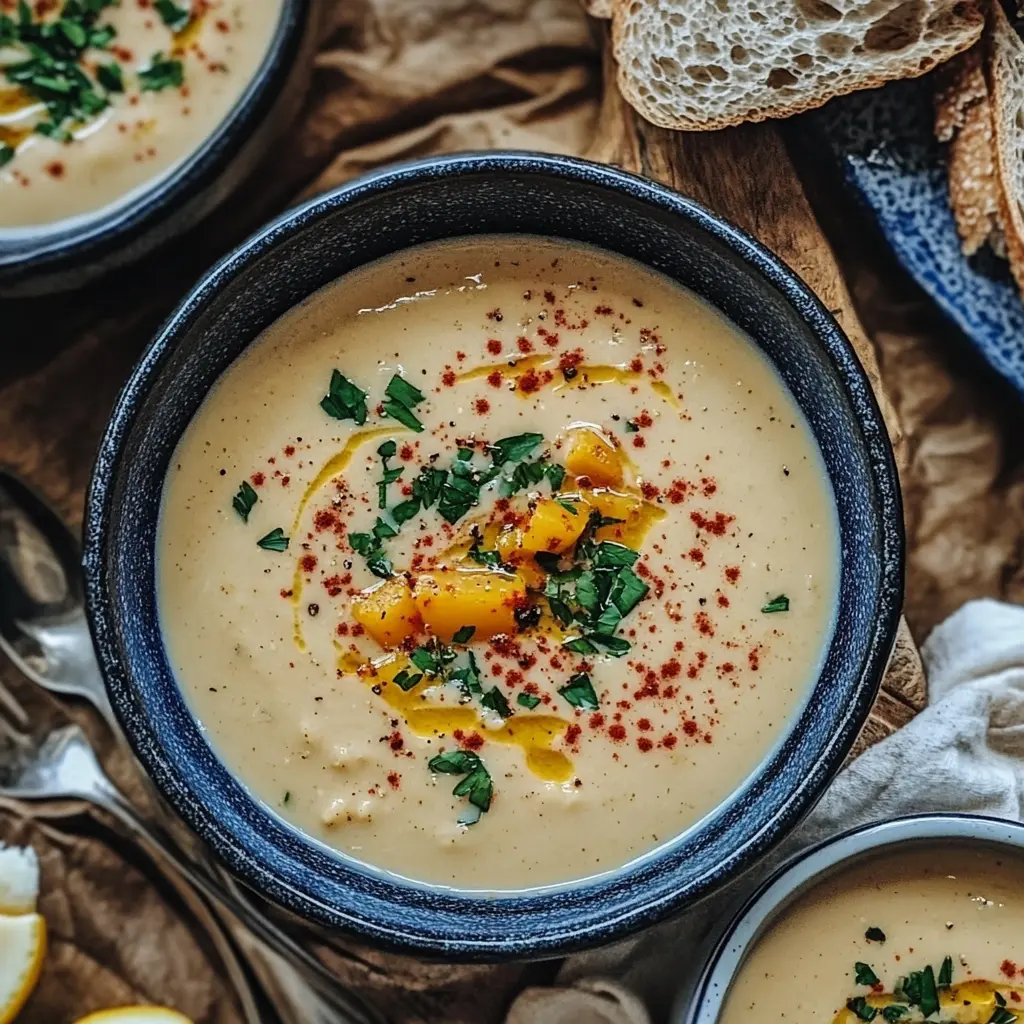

{"left": 585, "top": 47, "right": 927, "bottom": 753}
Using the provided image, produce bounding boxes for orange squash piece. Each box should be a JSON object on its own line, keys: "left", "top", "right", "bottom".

{"left": 351, "top": 577, "right": 423, "bottom": 648}
{"left": 565, "top": 427, "right": 624, "bottom": 487}
{"left": 519, "top": 497, "right": 589, "bottom": 554}
{"left": 412, "top": 567, "right": 525, "bottom": 640}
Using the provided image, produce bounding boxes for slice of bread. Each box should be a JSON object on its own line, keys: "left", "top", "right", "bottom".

{"left": 594, "top": 0, "right": 984, "bottom": 132}
{"left": 935, "top": 45, "right": 1004, "bottom": 257}
{"left": 987, "top": 0, "right": 1024, "bottom": 291}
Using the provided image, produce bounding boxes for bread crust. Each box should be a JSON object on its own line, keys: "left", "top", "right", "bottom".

{"left": 986, "top": 0, "right": 1024, "bottom": 291}
{"left": 598, "top": 0, "right": 984, "bottom": 133}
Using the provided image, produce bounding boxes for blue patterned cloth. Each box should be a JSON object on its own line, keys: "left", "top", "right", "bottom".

{"left": 813, "top": 76, "right": 1024, "bottom": 401}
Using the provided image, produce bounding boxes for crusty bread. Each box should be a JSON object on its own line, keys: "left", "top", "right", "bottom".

{"left": 986, "top": 0, "right": 1024, "bottom": 291}
{"left": 593, "top": 0, "right": 984, "bottom": 132}
{"left": 935, "top": 45, "right": 1003, "bottom": 257}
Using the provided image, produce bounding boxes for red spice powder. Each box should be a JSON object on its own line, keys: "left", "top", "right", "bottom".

{"left": 641, "top": 482, "right": 661, "bottom": 500}
{"left": 517, "top": 369, "right": 541, "bottom": 394}
{"left": 695, "top": 612, "right": 715, "bottom": 637}
{"left": 399, "top": 443, "right": 415, "bottom": 461}
{"left": 473, "top": 398, "right": 491, "bottom": 414}
{"left": 688, "top": 548, "right": 704, "bottom": 564}
{"left": 690, "top": 511, "right": 735, "bottom": 536}
{"left": 456, "top": 351, "right": 466, "bottom": 361}
{"left": 543, "top": 290, "right": 556, "bottom": 304}
{"left": 442, "top": 370, "right": 456, "bottom": 387}
{"left": 748, "top": 647, "right": 761, "bottom": 671}
{"left": 539, "top": 328, "right": 561, "bottom": 347}
{"left": 717, "top": 594, "right": 730, "bottom": 608}
{"left": 336, "top": 623, "right": 349, "bottom": 636}
{"left": 725, "top": 566, "right": 741, "bottom": 583}
{"left": 486, "top": 309, "right": 502, "bottom": 321}
{"left": 636, "top": 410, "right": 653, "bottom": 428}
{"left": 1002, "top": 960, "right": 1018, "bottom": 978}
{"left": 313, "top": 509, "right": 340, "bottom": 533}
{"left": 462, "top": 732, "right": 485, "bottom": 751}
{"left": 351, "top": 623, "right": 365, "bottom": 637}
{"left": 388, "top": 732, "right": 404, "bottom": 751}
{"left": 486, "top": 339, "right": 502, "bottom": 355}
{"left": 701, "top": 477, "right": 717, "bottom": 496}
{"left": 280, "top": 588, "right": 293, "bottom": 599}
{"left": 637, "top": 718, "right": 652, "bottom": 732}
{"left": 300, "top": 554, "right": 317, "bottom": 573}
{"left": 595, "top": 304, "right": 613, "bottom": 315}
{"left": 284, "top": 445, "right": 296, "bottom": 457}
{"left": 661, "top": 658, "right": 681, "bottom": 679}
{"left": 661, "top": 734, "right": 678, "bottom": 749}
{"left": 517, "top": 336, "right": 534, "bottom": 353}
{"left": 683, "top": 720, "right": 698, "bottom": 736}
{"left": 631, "top": 435, "right": 646, "bottom": 449}
{"left": 630, "top": 357, "right": 643, "bottom": 373}
{"left": 637, "top": 737, "right": 653, "bottom": 752}
{"left": 487, "top": 370, "right": 503, "bottom": 388}
{"left": 250, "top": 471, "right": 265, "bottom": 487}
{"left": 667, "top": 480, "right": 688, "bottom": 504}
{"left": 608, "top": 724, "right": 626, "bottom": 741}
{"left": 323, "top": 576, "right": 344, "bottom": 597}
{"left": 589, "top": 713, "right": 605, "bottom": 728}
{"left": 44, "top": 161, "right": 65, "bottom": 178}
{"left": 565, "top": 724, "right": 582, "bottom": 746}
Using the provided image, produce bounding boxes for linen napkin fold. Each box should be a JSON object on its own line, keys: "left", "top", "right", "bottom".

{"left": 506, "top": 598, "right": 1024, "bottom": 1024}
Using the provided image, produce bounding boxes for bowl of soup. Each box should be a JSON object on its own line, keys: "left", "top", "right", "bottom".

{"left": 684, "top": 815, "right": 1024, "bottom": 1023}
{"left": 0, "top": 0, "right": 314, "bottom": 297}
{"left": 84, "top": 152, "right": 904, "bottom": 958}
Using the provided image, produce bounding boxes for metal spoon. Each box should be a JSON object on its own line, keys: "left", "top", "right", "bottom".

{"left": 0, "top": 468, "right": 382, "bottom": 1024}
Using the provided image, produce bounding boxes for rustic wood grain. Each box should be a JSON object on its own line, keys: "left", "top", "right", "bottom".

{"left": 585, "top": 42, "right": 926, "bottom": 745}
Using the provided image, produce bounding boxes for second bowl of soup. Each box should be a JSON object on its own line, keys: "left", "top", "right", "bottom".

{"left": 85, "top": 153, "right": 903, "bottom": 957}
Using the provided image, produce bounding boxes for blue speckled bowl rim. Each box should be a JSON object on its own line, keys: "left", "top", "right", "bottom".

{"left": 83, "top": 152, "right": 905, "bottom": 961}
{"left": 681, "top": 813, "right": 1024, "bottom": 1023}
{"left": 0, "top": 0, "right": 310, "bottom": 285}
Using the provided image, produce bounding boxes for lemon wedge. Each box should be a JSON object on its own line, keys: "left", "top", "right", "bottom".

{"left": 73, "top": 1010, "right": 194, "bottom": 1024}
{"left": 0, "top": 912, "right": 46, "bottom": 1024}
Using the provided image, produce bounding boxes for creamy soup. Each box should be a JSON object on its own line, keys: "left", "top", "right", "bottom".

{"left": 0, "top": 0, "right": 281, "bottom": 228}
{"left": 720, "top": 846, "right": 1024, "bottom": 1023}
{"left": 158, "top": 237, "right": 839, "bottom": 889}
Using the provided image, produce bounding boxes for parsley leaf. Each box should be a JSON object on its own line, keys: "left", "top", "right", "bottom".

{"left": 452, "top": 625, "right": 476, "bottom": 644}
{"left": 392, "top": 669, "right": 423, "bottom": 692}
{"left": 937, "top": 956, "right": 952, "bottom": 988}
{"left": 382, "top": 374, "right": 426, "bottom": 432}
{"left": 320, "top": 369, "right": 368, "bottom": 424}
{"left": 855, "top": 962, "right": 880, "bottom": 987}
{"left": 348, "top": 517, "right": 396, "bottom": 578}
{"left": 232, "top": 480, "right": 258, "bottom": 522}
{"left": 762, "top": 594, "right": 790, "bottom": 613}
{"left": 376, "top": 439, "right": 404, "bottom": 509}
{"left": 256, "top": 528, "right": 288, "bottom": 552}
{"left": 489, "top": 432, "right": 543, "bottom": 466}
{"left": 449, "top": 651, "right": 482, "bottom": 700}
{"left": 95, "top": 61, "right": 122, "bottom": 92}
{"left": 879, "top": 1009, "right": 907, "bottom": 1023}
{"left": 0, "top": 143, "right": 14, "bottom": 167}
{"left": 592, "top": 541, "right": 639, "bottom": 569}
{"left": 845, "top": 997, "right": 877, "bottom": 1021}
{"left": 428, "top": 750, "right": 493, "bottom": 812}
{"left": 481, "top": 686, "right": 511, "bottom": 719}
{"left": 154, "top": 0, "right": 190, "bottom": 31}
{"left": 138, "top": 52, "right": 184, "bottom": 92}
{"left": 517, "top": 692, "right": 541, "bottom": 709}
{"left": 559, "top": 672, "right": 599, "bottom": 710}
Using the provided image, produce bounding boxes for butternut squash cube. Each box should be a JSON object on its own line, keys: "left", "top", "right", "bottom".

{"left": 351, "top": 577, "right": 423, "bottom": 649}
{"left": 412, "top": 567, "right": 525, "bottom": 640}
{"left": 520, "top": 498, "right": 589, "bottom": 554}
{"left": 495, "top": 527, "right": 547, "bottom": 589}
{"left": 588, "top": 488, "right": 665, "bottom": 546}
{"left": 565, "top": 427, "right": 624, "bottom": 487}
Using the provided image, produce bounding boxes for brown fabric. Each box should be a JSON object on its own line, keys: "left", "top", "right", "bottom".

{"left": 0, "top": 0, "right": 1022, "bottom": 1022}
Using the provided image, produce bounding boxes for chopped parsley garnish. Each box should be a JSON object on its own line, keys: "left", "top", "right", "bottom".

{"left": 232, "top": 480, "right": 258, "bottom": 522}
{"left": 376, "top": 439, "right": 404, "bottom": 509}
{"left": 0, "top": 143, "right": 14, "bottom": 167}
{"left": 502, "top": 456, "right": 564, "bottom": 497}
{"left": 896, "top": 965, "right": 938, "bottom": 1019}
{"left": 990, "top": 1008, "right": 1019, "bottom": 1024}
{"left": 348, "top": 518, "right": 396, "bottom": 578}
{"left": 625, "top": 419, "right": 639, "bottom": 432}
{"left": 320, "top": 369, "right": 368, "bottom": 424}
{"left": 154, "top": 0, "right": 191, "bottom": 31}
{"left": 95, "top": 60, "right": 122, "bottom": 92}
{"left": 481, "top": 686, "right": 511, "bottom": 719}
{"left": 256, "top": 527, "right": 289, "bottom": 552}
{"left": 382, "top": 374, "right": 426, "bottom": 432}
{"left": 437, "top": 447, "right": 499, "bottom": 524}
{"left": 392, "top": 669, "right": 423, "bottom": 692}
{"left": 879, "top": 1009, "right": 907, "bottom": 1023}
{"left": 855, "top": 962, "right": 880, "bottom": 987}
{"left": 452, "top": 625, "right": 476, "bottom": 644}
{"left": 845, "top": 997, "right": 877, "bottom": 1021}
{"left": 762, "top": 594, "right": 790, "bottom": 613}
{"left": 1, "top": 0, "right": 123, "bottom": 146}
{"left": 449, "top": 650, "right": 482, "bottom": 700}
{"left": 592, "top": 541, "right": 639, "bottom": 569}
{"left": 489, "top": 432, "right": 543, "bottom": 466}
{"left": 468, "top": 530, "right": 504, "bottom": 569}
{"left": 558, "top": 672, "right": 599, "bottom": 710}
{"left": 557, "top": 498, "right": 579, "bottom": 515}
{"left": 865, "top": 927, "right": 886, "bottom": 943}
{"left": 428, "top": 750, "right": 493, "bottom": 812}
{"left": 138, "top": 52, "right": 184, "bottom": 92}
{"left": 409, "top": 637, "right": 458, "bottom": 679}
{"left": 412, "top": 464, "right": 447, "bottom": 508}
{"left": 937, "top": 955, "right": 952, "bottom": 988}
{"left": 516, "top": 692, "right": 541, "bottom": 709}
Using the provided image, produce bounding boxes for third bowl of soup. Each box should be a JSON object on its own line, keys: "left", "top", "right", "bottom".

{"left": 84, "top": 153, "right": 904, "bottom": 958}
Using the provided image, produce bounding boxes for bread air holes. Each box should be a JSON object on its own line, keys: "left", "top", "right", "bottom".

{"left": 864, "top": 0, "right": 926, "bottom": 53}
{"left": 819, "top": 32, "right": 856, "bottom": 58}
{"left": 766, "top": 68, "right": 798, "bottom": 88}
{"left": 795, "top": 0, "right": 842, "bottom": 22}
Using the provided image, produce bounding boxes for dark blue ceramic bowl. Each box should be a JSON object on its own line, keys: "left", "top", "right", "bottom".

{"left": 0, "top": 0, "right": 314, "bottom": 299}
{"left": 83, "top": 153, "right": 905, "bottom": 961}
